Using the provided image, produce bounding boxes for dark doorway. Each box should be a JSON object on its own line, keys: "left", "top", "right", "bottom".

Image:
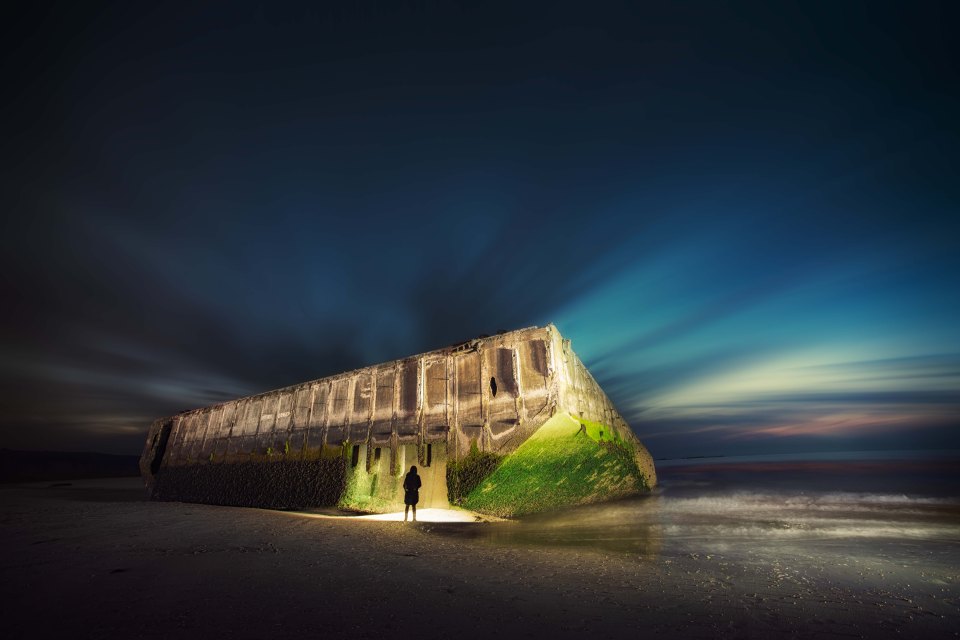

{"left": 351, "top": 445, "right": 360, "bottom": 468}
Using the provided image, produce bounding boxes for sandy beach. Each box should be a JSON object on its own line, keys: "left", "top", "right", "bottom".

{"left": 2, "top": 475, "right": 958, "bottom": 639}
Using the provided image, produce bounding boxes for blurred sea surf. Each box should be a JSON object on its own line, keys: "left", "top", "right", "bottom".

{"left": 436, "top": 450, "right": 960, "bottom": 567}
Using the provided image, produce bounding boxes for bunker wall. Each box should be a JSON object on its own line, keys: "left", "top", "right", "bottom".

{"left": 140, "top": 324, "right": 656, "bottom": 509}
{"left": 551, "top": 332, "right": 657, "bottom": 488}
{"left": 141, "top": 326, "right": 560, "bottom": 499}
{"left": 340, "top": 442, "right": 449, "bottom": 511}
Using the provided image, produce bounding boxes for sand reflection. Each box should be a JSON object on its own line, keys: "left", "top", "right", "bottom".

{"left": 429, "top": 457, "right": 960, "bottom": 569}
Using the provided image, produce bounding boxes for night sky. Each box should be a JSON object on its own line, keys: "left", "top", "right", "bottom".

{"left": 2, "top": 1, "right": 958, "bottom": 459}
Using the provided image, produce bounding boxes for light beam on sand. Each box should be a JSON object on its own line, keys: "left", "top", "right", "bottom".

{"left": 287, "top": 508, "right": 481, "bottom": 523}
{"left": 354, "top": 509, "right": 478, "bottom": 522}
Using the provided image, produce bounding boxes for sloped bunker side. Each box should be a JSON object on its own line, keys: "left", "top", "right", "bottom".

{"left": 462, "top": 413, "right": 651, "bottom": 517}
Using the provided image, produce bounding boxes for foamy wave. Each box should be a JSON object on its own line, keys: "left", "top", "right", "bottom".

{"left": 661, "top": 522, "right": 960, "bottom": 540}
{"left": 657, "top": 491, "right": 958, "bottom": 513}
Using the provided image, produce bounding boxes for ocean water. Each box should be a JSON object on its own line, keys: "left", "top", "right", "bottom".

{"left": 451, "top": 451, "right": 960, "bottom": 564}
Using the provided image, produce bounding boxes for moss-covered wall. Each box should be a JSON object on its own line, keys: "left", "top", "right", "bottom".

{"left": 446, "top": 444, "right": 503, "bottom": 505}
{"left": 462, "top": 412, "right": 649, "bottom": 517}
{"left": 552, "top": 331, "right": 658, "bottom": 488}
{"left": 338, "top": 443, "right": 449, "bottom": 511}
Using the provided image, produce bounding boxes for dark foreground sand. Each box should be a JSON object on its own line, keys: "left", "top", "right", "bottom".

{"left": 1, "top": 478, "right": 957, "bottom": 639}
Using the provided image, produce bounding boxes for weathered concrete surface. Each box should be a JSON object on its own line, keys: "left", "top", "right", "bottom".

{"left": 151, "top": 459, "right": 345, "bottom": 509}
{"left": 141, "top": 324, "right": 656, "bottom": 513}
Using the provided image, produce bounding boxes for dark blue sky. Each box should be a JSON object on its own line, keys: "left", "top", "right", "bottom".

{"left": 2, "top": 1, "right": 958, "bottom": 458}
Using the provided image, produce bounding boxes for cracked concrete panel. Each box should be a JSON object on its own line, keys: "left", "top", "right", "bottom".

{"left": 489, "top": 347, "right": 518, "bottom": 396}
{"left": 520, "top": 339, "right": 549, "bottom": 390}
{"left": 456, "top": 351, "right": 482, "bottom": 431}
{"left": 396, "top": 358, "right": 418, "bottom": 436}
{"left": 286, "top": 428, "right": 307, "bottom": 459}
{"left": 347, "top": 373, "right": 372, "bottom": 441}
{"left": 179, "top": 412, "right": 200, "bottom": 463}
{"left": 222, "top": 402, "right": 240, "bottom": 440}
{"left": 225, "top": 401, "right": 245, "bottom": 443}
{"left": 199, "top": 406, "right": 221, "bottom": 459}
{"left": 275, "top": 390, "right": 294, "bottom": 432}
{"left": 211, "top": 404, "right": 234, "bottom": 461}
{"left": 292, "top": 385, "right": 312, "bottom": 429}
{"left": 224, "top": 434, "right": 243, "bottom": 460}
{"left": 304, "top": 423, "right": 325, "bottom": 453}
{"left": 309, "top": 382, "right": 330, "bottom": 430}
{"left": 212, "top": 437, "right": 229, "bottom": 462}
{"left": 237, "top": 398, "right": 262, "bottom": 437}
{"left": 520, "top": 343, "right": 550, "bottom": 421}
{"left": 425, "top": 358, "right": 447, "bottom": 409}
{"left": 182, "top": 412, "right": 203, "bottom": 443}
{"left": 230, "top": 400, "right": 256, "bottom": 456}
{"left": 164, "top": 419, "right": 187, "bottom": 467}
{"left": 371, "top": 367, "right": 394, "bottom": 444}
{"left": 236, "top": 434, "right": 259, "bottom": 459}
{"left": 325, "top": 377, "right": 350, "bottom": 445}
{"left": 256, "top": 431, "right": 276, "bottom": 456}
{"left": 423, "top": 357, "right": 449, "bottom": 434}
{"left": 351, "top": 373, "right": 373, "bottom": 422}
{"left": 258, "top": 394, "right": 277, "bottom": 434}
{"left": 325, "top": 425, "right": 347, "bottom": 446}
{"left": 188, "top": 410, "right": 212, "bottom": 460}
{"left": 328, "top": 379, "right": 350, "bottom": 427}
{"left": 485, "top": 347, "right": 519, "bottom": 436}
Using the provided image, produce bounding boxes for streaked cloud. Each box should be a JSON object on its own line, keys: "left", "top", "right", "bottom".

{"left": 1, "top": 2, "right": 956, "bottom": 456}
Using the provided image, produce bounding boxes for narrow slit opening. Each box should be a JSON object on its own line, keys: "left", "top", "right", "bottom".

{"left": 351, "top": 444, "right": 360, "bottom": 468}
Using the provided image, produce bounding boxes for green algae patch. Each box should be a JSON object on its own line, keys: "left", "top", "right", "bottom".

{"left": 462, "top": 413, "right": 647, "bottom": 517}
{"left": 338, "top": 464, "right": 396, "bottom": 512}
{"left": 339, "top": 467, "right": 374, "bottom": 510}
{"left": 447, "top": 444, "right": 504, "bottom": 505}
{"left": 576, "top": 418, "right": 631, "bottom": 450}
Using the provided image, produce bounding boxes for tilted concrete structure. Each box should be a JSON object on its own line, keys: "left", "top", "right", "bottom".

{"left": 140, "top": 325, "right": 656, "bottom": 515}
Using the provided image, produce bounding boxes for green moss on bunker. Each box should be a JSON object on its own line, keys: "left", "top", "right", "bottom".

{"left": 575, "top": 417, "right": 632, "bottom": 450}
{"left": 462, "top": 413, "right": 648, "bottom": 517}
{"left": 446, "top": 444, "right": 503, "bottom": 505}
{"left": 338, "top": 447, "right": 391, "bottom": 511}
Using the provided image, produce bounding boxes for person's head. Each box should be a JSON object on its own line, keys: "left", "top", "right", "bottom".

{"left": 409, "top": 465, "right": 417, "bottom": 474}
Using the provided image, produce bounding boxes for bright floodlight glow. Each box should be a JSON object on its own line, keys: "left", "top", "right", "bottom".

{"left": 355, "top": 509, "right": 477, "bottom": 523}
{"left": 282, "top": 508, "right": 480, "bottom": 523}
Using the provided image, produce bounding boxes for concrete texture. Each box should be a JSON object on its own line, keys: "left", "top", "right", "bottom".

{"left": 141, "top": 324, "right": 656, "bottom": 513}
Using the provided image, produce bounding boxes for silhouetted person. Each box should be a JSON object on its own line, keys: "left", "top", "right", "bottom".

{"left": 404, "top": 465, "right": 421, "bottom": 522}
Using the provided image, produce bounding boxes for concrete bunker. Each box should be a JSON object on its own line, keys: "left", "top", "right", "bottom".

{"left": 140, "top": 324, "right": 656, "bottom": 515}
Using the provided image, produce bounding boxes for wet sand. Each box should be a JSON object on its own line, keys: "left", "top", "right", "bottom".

{"left": 1, "top": 476, "right": 958, "bottom": 639}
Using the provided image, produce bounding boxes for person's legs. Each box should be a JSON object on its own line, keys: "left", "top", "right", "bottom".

{"left": 412, "top": 504, "right": 416, "bottom": 521}
{"left": 404, "top": 505, "right": 409, "bottom": 521}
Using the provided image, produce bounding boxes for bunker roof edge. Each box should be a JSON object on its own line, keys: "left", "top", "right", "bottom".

{"left": 159, "top": 324, "right": 555, "bottom": 421}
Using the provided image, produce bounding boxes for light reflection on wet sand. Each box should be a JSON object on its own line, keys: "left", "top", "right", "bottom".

{"left": 2, "top": 461, "right": 957, "bottom": 638}
{"left": 433, "top": 457, "right": 960, "bottom": 569}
